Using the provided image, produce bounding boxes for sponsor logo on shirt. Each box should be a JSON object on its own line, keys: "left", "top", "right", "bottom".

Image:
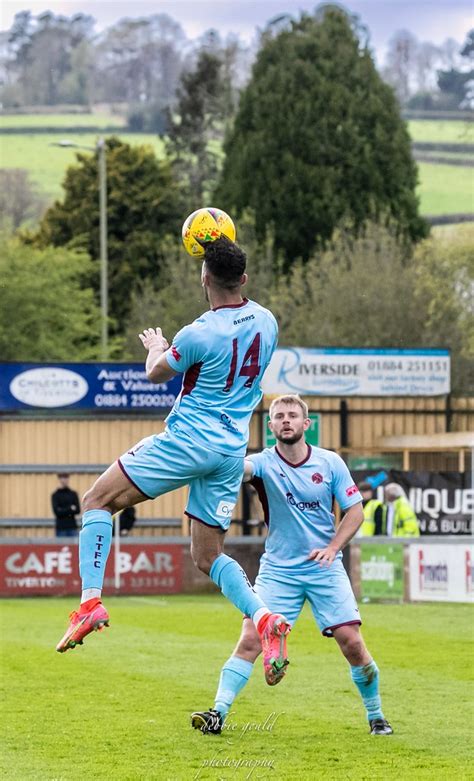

{"left": 346, "top": 484, "right": 359, "bottom": 497}
{"left": 286, "top": 492, "right": 320, "bottom": 511}
{"left": 233, "top": 314, "right": 255, "bottom": 325}
{"left": 171, "top": 345, "right": 181, "bottom": 361}
{"left": 216, "top": 500, "right": 235, "bottom": 518}
{"left": 220, "top": 412, "right": 238, "bottom": 433}
{"left": 312, "top": 472, "right": 323, "bottom": 484}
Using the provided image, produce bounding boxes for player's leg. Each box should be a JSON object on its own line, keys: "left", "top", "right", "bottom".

{"left": 187, "top": 460, "right": 291, "bottom": 681}
{"left": 305, "top": 560, "right": 393, "bottom": 734}
{"left": 333, "top": 624, "right": 393, "bottom": 735}
{"left": 191, "top": 618, "right": 259, "bottom": 734}
{"left": 56, "top": 461, "right": 149, "bottom": 652}
{"left": 192, "top": 567, "right": 304, "bottom": 733}
{"left": 57, "top": 430, "right": 193, "bottom": 653}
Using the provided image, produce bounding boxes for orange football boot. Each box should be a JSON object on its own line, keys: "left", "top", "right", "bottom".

{"left": 56, "top": 598, "right": 109, "bottom": 653}
{"left": 258, "top": 613, "right": 291, "bottom": 686}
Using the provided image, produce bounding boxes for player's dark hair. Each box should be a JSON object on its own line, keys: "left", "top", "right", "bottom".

{"left": 203, "top": 236, "right": 247, "bottom": 290}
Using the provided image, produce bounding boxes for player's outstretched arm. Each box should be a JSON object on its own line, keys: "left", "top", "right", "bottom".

{"left": 139, "top": 327, "right": 177, "bottom": 383}
{"left": 308, "top": 502, "right": 364, "bottom": 567}
{"left": 243, "top": 459, "right": 254, "bottom": 483}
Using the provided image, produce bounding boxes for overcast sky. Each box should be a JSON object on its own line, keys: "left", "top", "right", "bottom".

{"left": 1, "top": 1, "right": 472, "bottom": 61}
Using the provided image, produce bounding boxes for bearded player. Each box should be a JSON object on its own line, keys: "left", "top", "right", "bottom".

{"left": 56, "top": 236, "right": 290, "bottom": 683}
{"left": 191, "top": 395, "right": 393, "bottom": 736}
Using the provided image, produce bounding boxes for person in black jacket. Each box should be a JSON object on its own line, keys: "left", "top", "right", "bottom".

{"left": 51, "top": 474, "right": 80, "bottom": 537}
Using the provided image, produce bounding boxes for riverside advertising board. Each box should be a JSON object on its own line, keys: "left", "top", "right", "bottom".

{"left": 261, "top": 348, "right": 450, "bottom": 396}
{"left": 0, "top": 363, "right": 182, "bottom": 412}
{"left": 0, "top": 542, "right": 183, "bottom": 596}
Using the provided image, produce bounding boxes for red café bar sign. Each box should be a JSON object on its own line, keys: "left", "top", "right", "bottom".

{"left": 0, "top": 543, "right": 183, "bottom": 596}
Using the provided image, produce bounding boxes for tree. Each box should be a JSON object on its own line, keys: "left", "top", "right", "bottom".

{"left": 2, "top": 11, "right": 95, "bottom": 106}
{"left": 413, "top": 226, "right": 474, "bottom": 393}
{"left": 217, "top": 7, "right": 427, "bottom": 264}
{"left": 0, "top": 169, "right": 47, "bottom": 230}
{"left": 437, "top": 30, "right": 474, "bottom": 109}
{"left": 94, "top": 15, "right": 186, "bottom": 106}
{"left": 166, "top": 44, "right": 234, "bottom": 205}
{"left": 0, "top": 237, "right": 100, "bottom": 360}
{"left": 29, "top": 138, "right": 182, "bottom": 332}
{"left": 383, "top": 29, "right": 419, "bottom": 104}
{"left": 244, "top": 222, "right": 473, "bottom": 393}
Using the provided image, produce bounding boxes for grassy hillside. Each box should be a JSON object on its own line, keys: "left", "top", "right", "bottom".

{"left": 0, "top": 115, "right": 472, "bottom": 213}
{"left": 417, "top": 163, "right": 474, "bottom": 214}
{"left": 0, "top": 112, "right": 126, "bottom": 129}
{"left": 0, "top": 132, "right": 165, "bottom": 199}
{"left": 407, "top": 119, "right": 473, "bottom": 144}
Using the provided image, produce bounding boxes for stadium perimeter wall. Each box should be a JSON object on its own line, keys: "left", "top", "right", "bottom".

{"left": 0, "top": 396, "right": 473, "bottom": 525}
{"left": 0, "top": 537, "right": 472, "bottom": 603}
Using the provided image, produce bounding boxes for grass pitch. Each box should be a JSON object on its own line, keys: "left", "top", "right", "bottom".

{"left": 1, "top": 596, "right": 473, "bottom": 780}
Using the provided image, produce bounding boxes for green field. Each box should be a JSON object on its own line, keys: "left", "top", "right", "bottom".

{"left": 1, "top": 596, "right": 473, "bottom": 780}
{"left": 416, "top": 162, "right": 474, "bottom": 214}
{"left": 0, "top": 132, "right": 165, "bottom": 198}
{"left": 407, "top": 119, "right": 474, "bottom": 144}
{"left": 0, "top": 115, "right": 473, "bottom": 211}
{"left": 0, "top": 112, "right": 126, "bottom": 129}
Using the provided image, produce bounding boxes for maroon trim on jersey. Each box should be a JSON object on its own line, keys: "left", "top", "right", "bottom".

{"left": 275, "top": 444, "right": 312, "bottom": 468}
{"left": 250, "top": 476, "right": 270, "bottom": 527}
{"left": 181, "top": 361, "right": 203, "bottom": 397}
{"left": 212, "top": 298, "right": 248, "bottom": 312}
{"left": 117, "top": 459, "right": 153, "bottom": 499}
{"left": 322, "top": 619, "right": 362, "bottom": 638}
{"left": 185, "top": 511, "right": 226, "bottom": 533}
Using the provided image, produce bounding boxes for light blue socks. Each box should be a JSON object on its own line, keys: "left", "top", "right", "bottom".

{"left": 209, "top": 553, "right": 266, "bottom": 619}
{"left": 215, "top": 656, "right": 254, "bottom": 719}
{"left": 350, "top": 660, "right": 384, "bottom": 721}
{"left": 79, "top": 510, "right": 113, "bottom": 590}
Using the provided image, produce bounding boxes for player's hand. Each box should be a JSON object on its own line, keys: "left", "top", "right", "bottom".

{"left": 138, "top": 327, "right": 169, "bottom": 352}
{"left": 308, "top": 545, "right": 338, "bottom": 567}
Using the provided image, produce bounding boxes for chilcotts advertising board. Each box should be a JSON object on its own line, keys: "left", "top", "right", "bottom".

{"left": 0, "top": 363, "right": 182, "bottom": 412}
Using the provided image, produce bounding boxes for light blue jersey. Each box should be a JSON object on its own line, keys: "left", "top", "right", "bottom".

{"left": 165, "top": 298, "right": 278, "bottom": 457}
{"left": 249, "top": 445, "right": 362, "bottom": 568}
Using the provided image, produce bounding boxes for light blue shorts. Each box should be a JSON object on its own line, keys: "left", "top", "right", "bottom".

{"left": 253, "top": 558, "right": 361, "bottom": 637}
{"left": 117, "top": 423, "right": 244, "bottom": 530}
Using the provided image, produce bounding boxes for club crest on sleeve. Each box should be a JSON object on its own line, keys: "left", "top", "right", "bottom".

{"left": 171, "top": 345, "right": 181, "bottom": 361}
{"left": 346, "top": 484, "right": 358, "bottom": 496}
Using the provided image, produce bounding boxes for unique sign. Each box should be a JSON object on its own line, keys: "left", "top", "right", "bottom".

{"left": 353, "top": 470, "right": 472, "bottom": 535}
{"left": 262, "top": 348, "right": 450, "bottom": 396}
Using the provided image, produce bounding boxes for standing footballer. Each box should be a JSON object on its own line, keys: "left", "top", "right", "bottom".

{"left": 56, "top": 225, "right": 290, "bottom": 683}
{"left": 192, "top": 394, "right": 393, "bottom": 736}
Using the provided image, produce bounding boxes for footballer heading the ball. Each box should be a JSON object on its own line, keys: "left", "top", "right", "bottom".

{"left": 182, "top": 206, "right": 236, "bottom": 257}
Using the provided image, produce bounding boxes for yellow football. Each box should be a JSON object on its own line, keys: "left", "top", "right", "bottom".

{"left": 181, "top": 207, "right": 236, "bottom": 258}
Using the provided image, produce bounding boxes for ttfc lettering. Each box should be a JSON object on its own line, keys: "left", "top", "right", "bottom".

{"left": 94, "top": 534, "right": 105, "bottom": 568}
